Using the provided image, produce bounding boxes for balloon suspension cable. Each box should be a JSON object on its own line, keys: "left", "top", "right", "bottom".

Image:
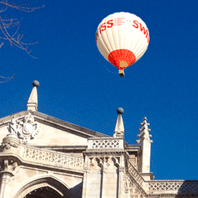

{"left": 103, "top": 64, "right": 117, "bottom": 74}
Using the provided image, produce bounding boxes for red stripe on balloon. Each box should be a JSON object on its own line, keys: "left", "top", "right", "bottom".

{"left": 108, "top": 49, "right": 136, "bottom": 69}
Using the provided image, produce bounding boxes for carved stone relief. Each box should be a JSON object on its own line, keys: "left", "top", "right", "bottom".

{"left": 7, "top": 112, "right": 39, "bottom": 143}
{"left": 89, "top": 156, "right": 120, "bottom": 171}
{"left": 2, "top": 134, "right": 20, "bottom": 150}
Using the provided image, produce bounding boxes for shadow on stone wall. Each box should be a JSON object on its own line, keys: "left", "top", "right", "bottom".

{"left": 175, "top": 180, "right": 198, "bottom": 197}
{"left": 70, "top": 182, "right": 83, "bottom": 198}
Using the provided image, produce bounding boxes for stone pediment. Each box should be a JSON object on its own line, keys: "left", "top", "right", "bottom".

{"left": 0, "top": 110, "right": 109, "bottom": 148}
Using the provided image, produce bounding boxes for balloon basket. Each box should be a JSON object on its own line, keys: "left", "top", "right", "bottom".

{"left": 119, "top": 70, "right": 125, "bottom": 77}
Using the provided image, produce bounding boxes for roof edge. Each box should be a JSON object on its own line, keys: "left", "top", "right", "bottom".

{"left": 0, "top": 110, "right": 110, "bottom": 138}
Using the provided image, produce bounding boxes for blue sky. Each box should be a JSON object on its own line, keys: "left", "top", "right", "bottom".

{"left": 1, "top": 0, "right": 198, "bottom": 180}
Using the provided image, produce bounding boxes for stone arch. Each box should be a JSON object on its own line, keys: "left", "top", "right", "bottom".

{"left": 14, "top": 175, "right": 75, "bottom": 198}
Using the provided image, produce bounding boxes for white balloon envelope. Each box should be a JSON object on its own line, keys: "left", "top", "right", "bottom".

{"left": 96, "top": 12, "right": 150, "bottom": 77}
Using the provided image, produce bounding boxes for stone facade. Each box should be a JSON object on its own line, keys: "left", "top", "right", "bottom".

{"left": 0, "top": 84, "right": 197, "bottom": 198}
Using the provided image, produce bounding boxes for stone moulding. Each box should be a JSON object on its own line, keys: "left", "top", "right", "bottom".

{"left": 13, "top": 175, "right": 76, "bottom": 198}
{"left": 83, "top": 150, "right": 127, "bottom": 156}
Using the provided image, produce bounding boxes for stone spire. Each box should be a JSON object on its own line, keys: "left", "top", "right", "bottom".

{"left": 136, "top": 117, "right": 153, "bottom": 173}
{"left": 113, "top": 107, "right": 124, "bottom": 138}
{"left": 27, "top": 80, "right": 40, "bottom": 111}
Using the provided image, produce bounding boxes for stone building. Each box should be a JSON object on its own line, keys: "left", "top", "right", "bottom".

{"left": 0, "top": 82, "right": 197, "bottom": 198}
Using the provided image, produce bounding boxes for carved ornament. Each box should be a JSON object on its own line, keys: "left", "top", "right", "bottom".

{"left": 0, "top": 159, "right": 20, "bottom": 176}
{"left": 7, "top": 112, "right": 39, "bottom": 143}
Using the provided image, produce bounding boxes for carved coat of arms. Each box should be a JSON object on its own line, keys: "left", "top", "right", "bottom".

{"left": 8, "top": 112, "right": 40, "bottom": 143}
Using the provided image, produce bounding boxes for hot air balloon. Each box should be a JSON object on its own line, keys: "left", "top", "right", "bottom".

{"left": 96, "top": 12, "right": 150, "bottom": 77}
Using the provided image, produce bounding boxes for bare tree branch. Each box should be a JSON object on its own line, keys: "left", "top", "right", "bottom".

{"left": 0, "top": 74, "right": 15, "bottom": 83}
{"left": 0, "top": 1, "right": 44, "bottom": 83}
{"left": 0, "top": 1, "right": 44, "bottom": 12}
{"left": 0, "top": 0, "right": 44, "bottom": 57}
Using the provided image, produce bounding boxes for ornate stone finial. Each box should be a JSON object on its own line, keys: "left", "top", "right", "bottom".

{"left": 139, "top": 117, "right": 151, "bottom": 134}
{"left": 27, "top": 80, "right": 39, "bottom": 111}
{"left": 117, "top": 107, "right": 124, "bottom": 115}
{"left": 7, "top": 112, "right": 40, "bottom": 144}
{"left": 113, "top": 107, "right": 124, "bottom": 138}
{"left": 32, "top": 80, "right": 40, "bottom": 87}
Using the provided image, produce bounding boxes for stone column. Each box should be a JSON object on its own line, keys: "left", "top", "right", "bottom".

{"left": 82, "top": 156, "right": 103, "bottom": 198}
{"left": 101, "top": 158, "right": 107, "bottom": 198}
{"left": 82, "top": 155, "right": 89, "bottom": 198}
{"left": 0, "top": 134, "right": 20, "bottom": 198}
{"left": 0, "top": 160, "right": 19, "bottom": 198}
{"left": 0, "top": 170, "right": 12, "bottom": 198}
{"left": 117, "top": 154, "right": 125, "bottom": 198}
{"left": 124, "top": 182, "right": 131, "bottom": 198}
{"left": 118, "top": 166, "right": 124, "bottom": 198}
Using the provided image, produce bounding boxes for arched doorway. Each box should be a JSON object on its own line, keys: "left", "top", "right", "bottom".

{"left": 15, "top": 176, "right": 75, "bottom": 198}
{"left": 24, "top": 186, "right": 63, "bottom": 198}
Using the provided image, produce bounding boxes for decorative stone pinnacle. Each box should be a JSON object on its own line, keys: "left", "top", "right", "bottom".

{"left": 137, "top": 117, "right": 152, "bottom": 144}
{"left": 136, "top": 117, "right": 153, "bottom": 173}
{"left": 113, "top": 108, "right": 124, "bottom": 138}
{"left": 27, "top": 80, "right": 39, "bottom": 111}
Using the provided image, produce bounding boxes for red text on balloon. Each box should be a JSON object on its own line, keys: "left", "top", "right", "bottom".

{"left": 132, "top": 20, "right": 149, "bottom": 43}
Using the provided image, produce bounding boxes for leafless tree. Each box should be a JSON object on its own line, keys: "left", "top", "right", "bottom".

{"left": 0, "top": 0, "right": 44, "bottom": 83}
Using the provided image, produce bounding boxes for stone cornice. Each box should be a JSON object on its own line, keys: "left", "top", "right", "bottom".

{"left": 0, "top": 111, "right": 109, "bottom": 139}
{"left": 32, "top": 111, "right": 109, "bottom": 138}
{"left": 83, "top": 149, "right": 128, "bottom": 156}
{"left": 32, "top": 145, "right": 87, "bottom": 151}
{"left": 0, "top": 111, "right": 27, "bottom": 127}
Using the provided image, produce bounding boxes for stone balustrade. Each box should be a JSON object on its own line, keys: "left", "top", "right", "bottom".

{"left": 0, "top": 142, "right": 83, "bottom": 171}
{"left": 126, "top": 162, "right": 198, "bottom": 196}
{"left": 127, "top": 161, "right": 144, "bottom": 187}
{"left": 147, "top": 180, "right": 198, "bottom": 194}
{"left": 87, "top": 137, "right": 124, "bottom": 150}
{"left": 22, "top": 146, "right": 83, "bottom": 170}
